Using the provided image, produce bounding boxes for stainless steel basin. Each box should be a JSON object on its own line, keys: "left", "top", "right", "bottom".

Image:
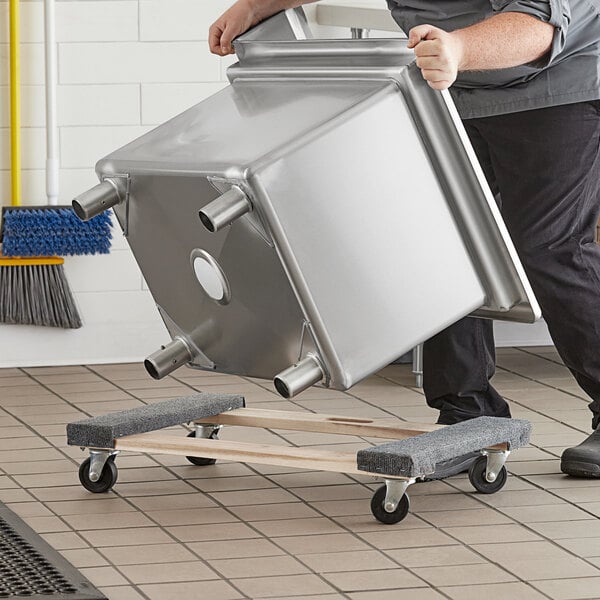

{"left": 73, "top": 32, "right": 540, "bottom": 396}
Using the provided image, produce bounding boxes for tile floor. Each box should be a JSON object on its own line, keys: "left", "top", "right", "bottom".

{"left": 0, "top": 346, "right": 599, "bottom": 600}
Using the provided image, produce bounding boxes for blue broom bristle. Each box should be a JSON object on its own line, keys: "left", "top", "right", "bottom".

{"left": 2, "top": 208, "right": 113, "bottom": 257}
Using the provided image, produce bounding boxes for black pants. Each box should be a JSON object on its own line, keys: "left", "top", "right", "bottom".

{"left": 424, "top": 100, "right": 600, "bottom": 429}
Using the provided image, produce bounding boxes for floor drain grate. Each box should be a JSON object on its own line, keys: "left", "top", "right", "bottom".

{"left": 0, "top": 504, "right": 106, "bottom": 599}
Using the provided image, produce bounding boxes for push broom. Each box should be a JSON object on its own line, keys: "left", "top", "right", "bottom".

{"left": 1, "top": 0, "right": 112, "bottom": 328}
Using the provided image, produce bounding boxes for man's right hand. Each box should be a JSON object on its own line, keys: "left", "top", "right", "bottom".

{"left": 209, "top": 0, "right": 261, "bottom": 56}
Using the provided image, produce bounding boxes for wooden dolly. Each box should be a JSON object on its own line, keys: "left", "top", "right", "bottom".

{"left": 67, "top": 393, "right": 531, "bottom": 524}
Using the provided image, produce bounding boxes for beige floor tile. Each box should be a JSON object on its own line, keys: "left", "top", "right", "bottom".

{"left": 419, "top": 508, "right": 512, "bottom": 528}
{"left": 99, "top": 543, "right": 197, "bottom": 565}
{"left": 80, "top": 526, "right": 173, "bottom": 547}
{"left": 250, "top": 517, "right": 345, "bottom": 538}
{"left": 78, "top": 566, "right": 130, "bottom": 586}
{"left": 471, "top": 540, "right": 584, "bottom": 563}
{"left": 530, "top": 519, "right": 600, "bottom": 540}
{"left": 5, "top": 501, "right": 54, "bottom": 517}
{"left": 358, "top": 528, "right": 456, "bottom": 550}
{"left": 414, "top": 563, "right": 515, "bottom": 587}
{"left": 439, "top": 582, "right": 547, "bottom": 600}
{"left": 298, "top": 549, "right": 397, "bottom": 573}
{"left": 500, "top": 503, "right": 595, "bottom": 524}
{"left": 477, "top": 488, "right": 565, "bottom": 508}
{"left": 63, "top": 511, "right": 155, "bottom": 531}
{"left": 47, "top": 498, "right": 136, "bottom": 516}
{"left": 139, "top": 580, "right": 242, "bottom": 600}
{"left": 268, "top": 471, "right": 356, "bottom": 488}
{"left": 349, "top": 590, "right": 445, "bottom": 600}
{"left": 22, "top": 515, "right": 70, "bottom": 533}
{"left": 1, "top": 458, "right": 75, "bottom": 475}
{"left": 293, "top": 485, "right": 372, "bottom": 502}
{"left": 385, "top": 545, "right": 485, "bottom": 568}
{"left": 119, "top": 560, "right": 218, "bottom": 583}
{"left": 147, "top": 507, "right": 236, "bottom": 527}
{"left": 228, "top": 502, "right": 320, "bottom": 522}
{"left": 322, "top": 568, "right": 426, "bottom": 592}
{"left": 14, "top": 471, "right": 81, "bottom": 488}
{"left": 209, "top": 555, "right": 309, "bottom": 579}
{"left": 532, "top": 576, "right": 600, "bottom": 599}
{"left": 232, "top": 574, "right": 336, "bottom": 598}
{"left": 97, "top": 587, "right": 146, "bottom": 600}
{"left": 60, "top": 548, "right": 110, "bottom": 568}
{"left": 188, "top": 538, "right": 285, "bottom": 560}
{"left": 275, "top": 533, "right": 370, "bottom": 555}
{"left": 40, "top": 531, "right": 88, "bottom": 550}
{"left": 211, "top": 488, "right": 298, "bottom": 506}
{"left": 554, "top": 537, "right": 600, "bottom": 557}
{"left": 166, "top": 522, "right": 260, "bottom": 543}
{"left": 190, "top": 475, "right": 276, "bottom": 493}
{"left": 502, "top": 556, "right": 600, "bottom": 580}
{"left": 112, "top": 479, "right": 201, "bottom": 497}
{"left": 442, "top": 523, "right": 542, "bottom": 545}
{"left": 129, "top": 492, "right": 216, "bottom": 511}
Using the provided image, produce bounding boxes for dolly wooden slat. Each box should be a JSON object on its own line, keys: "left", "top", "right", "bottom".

{"left": 194, "top": 408, "right": 442, "bottom": 439}
{"left": 114, "top": 432, "right": 402, "bottom": 477}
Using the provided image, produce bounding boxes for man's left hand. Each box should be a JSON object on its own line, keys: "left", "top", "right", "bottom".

{"left": 407, "top": 25, "right": 465, "bottom": 90}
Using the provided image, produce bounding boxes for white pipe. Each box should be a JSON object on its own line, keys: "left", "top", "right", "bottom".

{"left": 44, "top": 0, "right": 59, "bottom": 206}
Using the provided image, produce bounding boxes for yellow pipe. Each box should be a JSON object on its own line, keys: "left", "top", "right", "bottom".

{"left": 9, "top": 0, "right": 22, "bottom": 206}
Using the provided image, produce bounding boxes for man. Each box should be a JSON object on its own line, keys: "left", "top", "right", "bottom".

{"left": 209, "top": 0, "right": 600, "bottom": 477}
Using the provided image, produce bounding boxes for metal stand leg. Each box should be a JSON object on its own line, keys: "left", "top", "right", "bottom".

{"left": 412, "top": 343, "right": 423, "bottom": 388}
{"left": 194, "top": 423, "right": 222, "bottom": 439}
{"left": 350, "top": 27, "right": 369, "bottom": 39}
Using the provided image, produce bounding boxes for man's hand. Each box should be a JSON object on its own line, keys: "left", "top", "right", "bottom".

{"left": 407, "top": 25, "right": 465, "bottom": 90}
{"left": 209, "top": 0, "right": 260, "bottom": 56}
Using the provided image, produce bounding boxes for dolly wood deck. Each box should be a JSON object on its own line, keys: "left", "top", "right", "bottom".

{"left": 194, "top": 408, "right": 443, "bottom": 439}
{"left": 113, "top": 408, "right": 508, "bottom": 476}
{"left": 115, "top": 433, "right": 382, "bottom": 477}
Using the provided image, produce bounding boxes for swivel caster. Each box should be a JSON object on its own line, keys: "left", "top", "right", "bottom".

{"left": 468, "top": 454, "right": 508, "bottom": 494}
{"left": 78, "top": 455, "right": 118, "bottom": 493}
{"left": 185, "top": 428, "right": 218, "bottom": 466}
{"left": 370, "top": 484, "right": 410, "bottom": 524}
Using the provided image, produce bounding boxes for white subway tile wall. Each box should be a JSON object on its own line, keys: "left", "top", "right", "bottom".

{"left": 0, "top": 0, "right": 233, "bottom": 365}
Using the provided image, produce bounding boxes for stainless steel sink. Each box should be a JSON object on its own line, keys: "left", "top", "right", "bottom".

{"left": 73, "top": 24, "right": 539, "bottom": 398}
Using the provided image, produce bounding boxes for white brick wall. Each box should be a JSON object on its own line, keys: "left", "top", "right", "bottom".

{"left": 0, "top": 0, "right": 550, "bottom": 367}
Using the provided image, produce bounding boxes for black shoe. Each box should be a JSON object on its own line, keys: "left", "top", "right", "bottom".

{"left": 422, "top": 451, "right": 480, "bottom": 481}
{"left": 561, "top": 428, "right": 600, "bottom": 478}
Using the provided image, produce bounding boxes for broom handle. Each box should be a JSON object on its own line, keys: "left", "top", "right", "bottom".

{"left": 9, "top": 0, "right": 21, "bottom": 206}
{"left": 45, "top": 0, "right": 59, "bottom": 206}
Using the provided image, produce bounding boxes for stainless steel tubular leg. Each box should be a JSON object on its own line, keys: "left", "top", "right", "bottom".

{"left": 88, "top": 449, "right": 118, "bottom": 483}
{"left": 274, "top": 355, "right": 324, "bottom": 398}
{"left": 383, "top": 479, "right": 413, "bottom": 512}
{"left": 72, "top": 179, "right": 123, "bottom": 221}
{"left": 198, "top": 186, "right": 251, "bottom": 233}
{"left": 412, "top": 343, "right": 423, "bottom": 388}
{"left": 484, "top": 449, "right": 510, "bottom": 483}
{"left": 145, "top": 337, "right": 194, "bottom": 379}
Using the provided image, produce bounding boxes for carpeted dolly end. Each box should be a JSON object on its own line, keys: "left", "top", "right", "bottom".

{"left": 356, "top": 416, "right": 532, "bottom": 478}
{"left": 66, "top": 393, "right": 245, "bottom": 449}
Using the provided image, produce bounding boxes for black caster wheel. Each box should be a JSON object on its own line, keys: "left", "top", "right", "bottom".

{"left": 78, "top": 456, "right": 118, "bottom": 493}
{"left": 186, "top": 430, "right": 217, "bottom": 466}
{"left": 370, "top": 485, "right": 410, "bottom": 524}
{"left": 468, "top": 455, "right": 507, "bottom": 494}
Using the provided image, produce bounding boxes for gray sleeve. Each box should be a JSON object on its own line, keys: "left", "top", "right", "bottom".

{"left": 489, "top": 0, "right": 571, "bottom": 65}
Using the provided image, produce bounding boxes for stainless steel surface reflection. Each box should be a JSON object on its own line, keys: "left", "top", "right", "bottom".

{"left": 87, "top": 34, "right": 539, "bottom": 395}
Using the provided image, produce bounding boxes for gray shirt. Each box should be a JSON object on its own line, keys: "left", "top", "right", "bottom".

{"left": 387, "top": 0, "right": 600, "bottom": 118}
